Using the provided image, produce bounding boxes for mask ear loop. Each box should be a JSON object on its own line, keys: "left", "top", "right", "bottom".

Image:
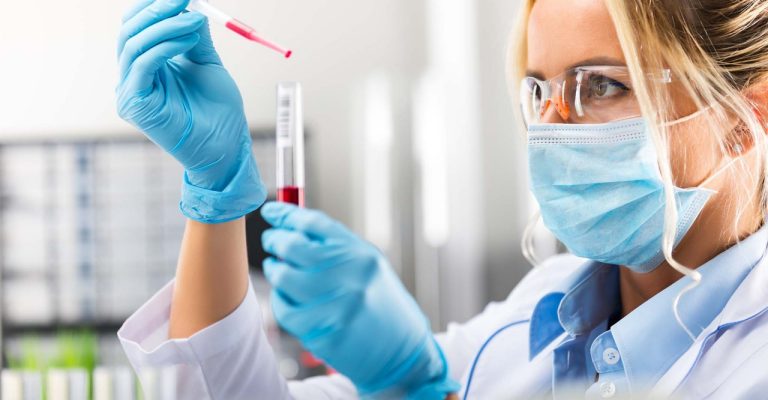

{"left": 662, "top": 106, "right": 712, "bottom": 127}
{"left": 671, "top": 143, "right": 744, "bottom": 341}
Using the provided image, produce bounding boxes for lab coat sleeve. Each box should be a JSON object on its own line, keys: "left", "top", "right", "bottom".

{"left": 435, "top": 254, "right": 584, "bottom": 382}
{"left": 118, "top": 279, "right": 359, "bottom": 400}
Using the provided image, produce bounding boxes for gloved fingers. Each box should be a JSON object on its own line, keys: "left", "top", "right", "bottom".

{"left": 122, "top": 0, "right": 155, "bottom": 23}
{"left": 264, "top": 258, "right": 329, "bottom": 304}
{"left": 271, "top": 289, "right": 360, "bottom": 340}
{"left": 263, "top": 257, "right": 371, "bottom": 304}
{"left": 118, "top": 0, "right": 190, "bottom": 58}
{"left": 261, "top": 228, "right": 339, "bottom": 268}
{"left": 183, "top": 18, "right": 223, "bottom": 66}
{"left": 261, "top": 227, "right": 381, "bottom": 271}
{"left": 120, "top": 32, "right": 201, "bottom": 95}
{"left": 260, "top": 202, "right": 354, "bottom": 241}
{"left": 119, "top": 12, "right": 205, "bottom": 80}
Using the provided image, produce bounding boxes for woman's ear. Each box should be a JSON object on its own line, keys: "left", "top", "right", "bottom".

{"left": 725, "top": 82, "right": 768, "bottom": 157}
{"left": 726, "top": 121, "right": 752, "bottom": 157}
{"left": 746, "top": 81, "right": 768, "bottom": 131}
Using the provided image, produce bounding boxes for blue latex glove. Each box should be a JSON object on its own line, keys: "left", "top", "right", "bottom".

{"left": 116, "top": 0, "right": 266, "bottom": 223}
{"left": 260, "top": 202, "right": 460, "bottom": 399}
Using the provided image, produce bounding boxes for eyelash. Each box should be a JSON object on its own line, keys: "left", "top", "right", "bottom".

{"left": 586, "top": 75, "right": 630, "bottom": 97}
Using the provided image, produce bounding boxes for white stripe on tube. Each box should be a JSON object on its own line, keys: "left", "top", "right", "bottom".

{"left": 22, "top": 371, "right": 42, "bottom": 400}
{"left": 2, "top": 370, "right": 24, "bottom": 400}
{"left": 113, "top": 367, "right": 135, "bottom": 400}
{"left": 68, "top": 369, "right": 88, "bottom": 400}
{"left": 139, "top": 367, "right": 176, "bottom": 400}
{"left": 93, "top": 367, "right": 112, "bottom": 400}
{"left": 94, "top": 367, "right": 135, "bottom": 400}
{"left": 46, "top": 369, "right": 89, "bottom": 400}
{"left": 46, "top": 370, "right": 69, "bottom": 400}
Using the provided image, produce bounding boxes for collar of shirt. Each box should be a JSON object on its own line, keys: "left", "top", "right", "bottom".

{"left": 528, "top": 261, "right": 620, "bottom": 359}
{"left": 528, "top": 223, "right": 768, "bottom": 392}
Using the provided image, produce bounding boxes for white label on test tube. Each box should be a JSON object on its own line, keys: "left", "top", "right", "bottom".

{"left": 276, "top": 82, "right": 305, "bottom": 206}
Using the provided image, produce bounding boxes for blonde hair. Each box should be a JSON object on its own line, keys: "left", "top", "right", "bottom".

{"left": 512, "top": 0, "right": 768, "bottom": 338}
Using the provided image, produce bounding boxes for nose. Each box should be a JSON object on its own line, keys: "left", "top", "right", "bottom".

{"left": 538, "top": 81, "right": 570, "bottom": 124}
{"left": 539, "top": 98, "right": 568, "bottom": 124}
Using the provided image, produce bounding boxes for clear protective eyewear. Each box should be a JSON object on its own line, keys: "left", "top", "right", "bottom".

{"left": 520, "top": 65, "right": 671, "bottom": 125}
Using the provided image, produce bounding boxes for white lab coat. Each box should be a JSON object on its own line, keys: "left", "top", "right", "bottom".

{"left": 118, "top": 253, "right": 768, "bottom": 399}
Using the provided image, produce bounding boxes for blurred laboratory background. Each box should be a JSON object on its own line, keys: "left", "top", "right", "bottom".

{"left": 0, "top": 0, "right": 559, "bottom": 398}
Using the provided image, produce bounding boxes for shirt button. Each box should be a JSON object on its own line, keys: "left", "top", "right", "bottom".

{"left": 600, "top": 382, "right": 616, "bottom": 398}
{"left": 603, "top": 347, "right": 620, "bottom": 365}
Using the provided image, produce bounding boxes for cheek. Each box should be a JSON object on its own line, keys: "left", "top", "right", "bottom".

{"left": 666, "top": 122, "right": 721, "bottom": 187}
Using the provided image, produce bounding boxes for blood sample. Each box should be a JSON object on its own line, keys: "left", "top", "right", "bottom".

{"left": 276, "top": 82, "right": 305, "bottom": 207}
{"left": 187, "top": 0, "right": 292, "bottom": 58}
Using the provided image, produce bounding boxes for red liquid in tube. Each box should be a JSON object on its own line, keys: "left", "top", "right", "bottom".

{"left": 277, "top": 186, "right": 304, "bottom": 207}
{"left": 225, "top": 19, "right": 292, "bottom": 58}
{"left": 276, "top": 82, "right": 305, "bottom": 207}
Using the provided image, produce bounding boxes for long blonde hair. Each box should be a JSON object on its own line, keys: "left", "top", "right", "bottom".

{"left": 511, "top": 0, "right": 768, "bottom": 338}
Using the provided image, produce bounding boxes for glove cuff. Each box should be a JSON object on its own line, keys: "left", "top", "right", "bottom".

{"left": 407, "top": 379, "right": 461, "bottom": 400}
{"left": 180, "top": 146, "right": 267, "bottom": 223}
{"left": 362, "top": 336, "right": 460, "bottom": 400}
{"left": 404, "top": 337, "right": 461, "bottom": 400}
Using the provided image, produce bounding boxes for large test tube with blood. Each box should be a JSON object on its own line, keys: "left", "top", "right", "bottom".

{"left": 276, "top": 82, "right": 305, "bottom": 207}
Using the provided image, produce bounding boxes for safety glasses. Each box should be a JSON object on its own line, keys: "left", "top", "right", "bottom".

{"left": 520, "top": 65, "right": 671, "bottom": 125}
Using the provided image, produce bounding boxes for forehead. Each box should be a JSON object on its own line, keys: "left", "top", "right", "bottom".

{"left": 527, "top": 0, "right": 626, "bottom": 79}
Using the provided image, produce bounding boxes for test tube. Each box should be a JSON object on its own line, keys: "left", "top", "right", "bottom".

{"left": 276, "top": 82, "right": 305, "bottom": 207}
{"left": 186, "top": 0, "right": 292, "bottom": 58}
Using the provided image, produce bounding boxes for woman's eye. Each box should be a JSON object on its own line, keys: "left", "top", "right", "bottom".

{"left": 587, "top": 75, "right": 629, "bottom": 99}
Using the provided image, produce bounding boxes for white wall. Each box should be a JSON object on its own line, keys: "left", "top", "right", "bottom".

{"left": 0, "top": 0, "right": 535, "bottom": 326}
{"left": 0, "top": 0, "right": 426, "bottom": 224}
{"left": 476, "top": 0, "right": 535, "bottom": 301}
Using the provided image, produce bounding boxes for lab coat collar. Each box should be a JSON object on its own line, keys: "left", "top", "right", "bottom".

{"left": 714, "top": 224, "right": 768, "bottom": 325}
{"left": 598, "top": 222, "right": 768, "bottom": 391}
{"left": 651, "top": 224, "right": 768, "bottom": 396}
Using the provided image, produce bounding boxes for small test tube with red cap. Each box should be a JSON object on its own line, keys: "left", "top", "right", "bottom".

{"left": 276, "top": 82, "right": 305, "bottom": 207}
{"left": 187, "top": 0, "right": 292, "bottom": 58}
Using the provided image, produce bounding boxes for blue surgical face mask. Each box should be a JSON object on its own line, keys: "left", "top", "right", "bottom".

{"left": 527, "top": 117, "right": 726, "bottom": 273}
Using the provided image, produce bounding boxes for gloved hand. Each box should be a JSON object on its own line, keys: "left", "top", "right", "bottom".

{"left": 116, "top": 0, "right": 266, "bottom": 223}
{"left": 260, "top": 202, "right": 460, "bottom": 399}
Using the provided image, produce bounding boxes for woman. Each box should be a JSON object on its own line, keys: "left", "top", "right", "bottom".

{"left": 115, "top": 0, "right": 768, "bottom": 398}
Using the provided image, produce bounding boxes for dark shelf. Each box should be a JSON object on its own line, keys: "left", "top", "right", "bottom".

{"left": 2, "top": 321, "right": 125, "bottom": 336}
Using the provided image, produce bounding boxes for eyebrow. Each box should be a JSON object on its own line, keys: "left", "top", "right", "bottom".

{"left": 525, "top": 56, "right": 626, "bottom": 80}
